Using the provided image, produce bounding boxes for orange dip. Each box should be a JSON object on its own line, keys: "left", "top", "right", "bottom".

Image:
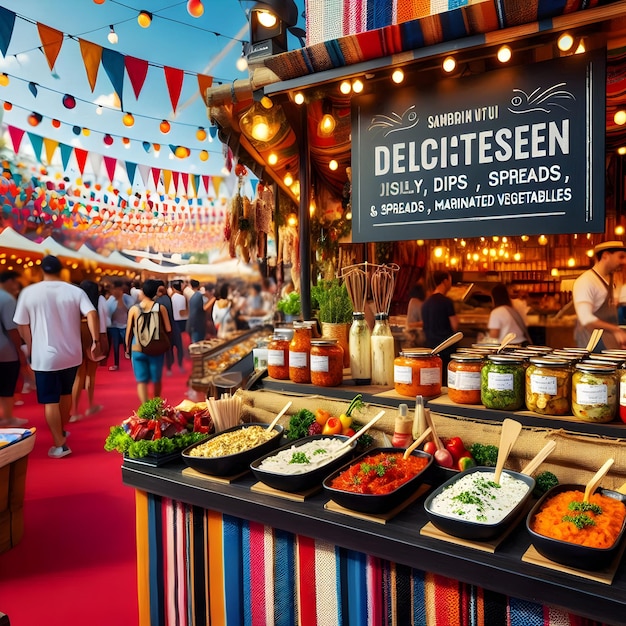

{"left": 329, "top": 452, "right": 428, "bottom": 494}
{"left": 530, "top": 490, "right": 626, "bottom": 549}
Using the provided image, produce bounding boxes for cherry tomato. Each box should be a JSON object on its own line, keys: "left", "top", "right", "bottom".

{"left": 423, "top": 441, "right": 437, "bottom": 455}
{"left": 322, "top": 416, "right": 342, "bottom": 435}
{"left": 342, "top": 427, "right": 356, "bottom": 437}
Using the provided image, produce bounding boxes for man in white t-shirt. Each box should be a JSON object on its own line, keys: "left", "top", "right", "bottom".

{"left": 13, "top": 256, "right": 98, "bottom": 458}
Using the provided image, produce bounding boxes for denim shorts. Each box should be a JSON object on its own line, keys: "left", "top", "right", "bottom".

{"left": 0, "top": 361, "right": 20, "bottom": 397}
{"left": 35, "top": 366, "right": 79, "bottom": 404}
{"left": 131, "top": 351, "right": 165, "bottom": 383}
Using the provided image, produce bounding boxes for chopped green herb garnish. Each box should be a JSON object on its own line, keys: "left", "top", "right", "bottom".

{"left": 313, "top": 448, "right": 326, "bottom": 456}
{"left": 289, "top": 452, "right": 310, "bottom": 464}
{"left": 562, "top": 513, "right": 596, "bottom": 529}
{"left": 568, "top": 501, "right": 602, "bottom": 515}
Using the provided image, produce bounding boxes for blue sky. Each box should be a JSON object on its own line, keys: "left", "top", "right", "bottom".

{"left": 0, "top": 0, "right": 305, "bottom": 183}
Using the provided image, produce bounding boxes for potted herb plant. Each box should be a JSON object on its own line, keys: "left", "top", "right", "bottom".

{"left": 276, "top": 291, "right": 301, "bottom": 322}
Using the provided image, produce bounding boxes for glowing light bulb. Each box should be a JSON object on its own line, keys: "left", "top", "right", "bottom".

{"left": 137, "top": 11, "right": 152, "bottom": 28}
{"left": 294, "top": 92, "right": 304, "bottom": 104}
{"left": 391, "top": 69, "right": 404, "bottom": 84}
{"left": 268, "top": 153, "right": 278, "bottom": 166}
{"left": 497, "top": 45, "right": 512, "bottom": 63}
{"left": 352, "top": 79, "right": 363, "bottom": 93}
{"left": 557, "top": 33, "right": 574, "bottom": 51}
{"left": 329, "top": 159, "right": 338, "bottom": 171}
{"left": 339, "top": 81, "right": 351, "bottom": 95}
{"left": 442, "top": 56, "right": 456, "bottom": 73}
{"left": 615, "top": 110, "right": 626, "bottom": 126}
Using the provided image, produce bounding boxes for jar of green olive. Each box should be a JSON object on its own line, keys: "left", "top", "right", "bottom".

{"left": 481, "top": 355, "right": 525, "bottom": 411}
{"left": 525, "top": 357, "right": 571, "bottom": 415}
{"left": 572, "top": 363, "right": 618, "bottom": 423}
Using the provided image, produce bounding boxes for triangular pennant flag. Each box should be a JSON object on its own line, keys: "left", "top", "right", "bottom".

{"left": 78, "top": 39, "right": 102, "bottom": 92}
{"left": 59, "top": 143, "right": 73, "bottom": 171}
{"left": 89, "top": 152, "right": 103, "bottom": 177}
{"left": 164, "top": 66, "right": 184, "bottom": 113}
{"left": 125, "top": 161, "right": 137, "bottom": 186}
{"left": 224, "top": 175, "right": 237, "bottom": 196}
{"left": 163, "top": 170, "right": 173, "bottom": 194}
{"left": 197, "top": 73, "right": 213, "bottom": 101}
{"left": 36, "top": 23, "right": 64, "bottom": 71}
{"left": 125, "top": 56, "right": 149, "bottom": 100}
{"left": 27, "top": 133, "right": 44, "bottom": 163}
{"left": 103, "top": 156, "right": 117, "bottom": 183}
{"left": 181, "top": 173, "right": 189, "bottom": 195}
{"left": 250, "top": 179, "right": 259, "bottom": 197}
{"left": 201, "top": 175, "right": 210, "bottom": 194}
{"left": 138, "top": 164, "right": 150, "bottom": 187}
{"left": 101, "top": 48, "right": 125, "bottom": 109}
{"left": 171, "top": 171, "right": 180, "bottom": 193}
{"left": 208, "top": 126, "right": 218, "bottom": 139}
{"left": 151, "top": 168, "right": 161, "bottom": 189}
{"left": 43, "top": 137, "right": 59, "bottom": 165}
{"left": 192, "top": 174, "right": 200, "bottom": 197}
{"left": 0, "top": 7, "right": 16, "bottom": 57}
{"left": 212, "top": 176, "right": 222, "bottom": 197}
{"left": 7, "top": 125, "right": 25, "bottom": 153}
{"left": 28, "top": 82, "right": 38, "bottom": 97}
{"left": 74, "top": 148, "right": 88, "bottom": 175}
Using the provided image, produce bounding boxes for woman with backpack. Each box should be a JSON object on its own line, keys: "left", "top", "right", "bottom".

{"left": 125, "top": 279, "right": 172, "bottom": 403}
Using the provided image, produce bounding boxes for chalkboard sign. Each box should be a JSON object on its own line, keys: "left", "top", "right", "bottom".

{"left": 351, "top": 50, "right": 606, "bottom": 242}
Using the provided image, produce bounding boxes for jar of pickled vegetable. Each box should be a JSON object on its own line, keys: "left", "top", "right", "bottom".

{"left": 267, "top": 333, "right": 290, "bottom": 380}
{"left": 447, "top": 353, "right": 483, "bottom": 405}
{"left": 619, "top": 367, "right": 626, "bottom": 424}
{"left": 481, "top": 355, "right": 525, "bottom": 411}
{"left": 393, "top": 349, "right": 442, "bottom": 398}
{"left": 525, "top": 357, "right": 571, "bottom": 415}
{"left": 572, "top": 363, "right": 618, "bottom": 423}
{"left": 310, "top": 339, "right": 344, "bottom": 387}
{"left": 289, "top": 322, "right": 312, "bottom": 384}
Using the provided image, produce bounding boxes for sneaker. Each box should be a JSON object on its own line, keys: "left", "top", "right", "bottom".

{"left": 69, "top": 414, "right": 82, "bottom": 423}
{"left": 0, "top": 417, "right": 28, "bottom": 427}
{"left": 124, "top": 353, "right": 131, "bottom": 359}
{"left": 48, "top": 445, "right": 72, "bottom": 459}
{"left": 85, "top": 404, "right": 102, "bottom": 416}
{"left": 109, "top": 365, "right": 119, "bottom": 371}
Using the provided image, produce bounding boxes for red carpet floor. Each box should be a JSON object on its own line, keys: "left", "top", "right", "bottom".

{"left": 0, "top": 352, "right": 192, "bottom": 626}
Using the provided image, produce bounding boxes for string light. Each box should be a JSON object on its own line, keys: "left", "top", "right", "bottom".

{"left": 187, "top": 0, "right": 204, "bottom": 17}
{"left": 137, "top": 10, "right": 152, "bottom": 28}
{"left": 442, "top": 56, "right": 456, "bottom": 73}
{"left": 391, "top": 69, "right": 404, "bottom": 84}
{"left": 107, "top": 25, "right": 118, "bottom": 44}
{"left": 497, "top": 45, "right": 512, "bottom": 63}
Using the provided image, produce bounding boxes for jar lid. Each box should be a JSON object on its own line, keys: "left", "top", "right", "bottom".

{"left": 450, "top": 353, "right": 484, "bottom": 362}
{"left": 400, "top": 348, "right": 435, "bottom": 358}
{"left": 524, "top": 346, "right": 553, "bottom": 353}
{"left": 580, "top": 355, "right": 624, "bottom": 366}
{"left": 575, "top": 361, "right": 617, "bottom": 373}
{"left": 352, "top": 312, "right": 365, "bottom": 320}
{"left": 601, "top": 350, "right": 626, "bottom": 357}
{"left": 559, "top": 348, "right": 591, "bottom": 354}
{"left": 311, "top": 339, "right": 338, "bottom": 347}
{"left": 375, "top": 312, "right": 389, "bottom": 320}
{"left": 529, "top": 356, "right": 569, "bottom": 367}
{"left": 292, "top": 321, "right": 309, "bottom": 329}
{"left": 486, "top": 354, "right": 524, "bottom": 364}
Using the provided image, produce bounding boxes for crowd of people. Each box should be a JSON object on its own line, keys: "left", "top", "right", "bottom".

{"left": 1, "top": 255, "right": 277, "bottom": 459}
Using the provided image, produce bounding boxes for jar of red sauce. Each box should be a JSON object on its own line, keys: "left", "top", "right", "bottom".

{"left": 289, "top": 322, "right": 312, "bottom": 384}
{"left": 393, "top": 349, "right": 442, "bottom": 398}
{"left": 310, "top": 339, "right": 344, "bottom": 387}
{"left": 267, "top": 333, "right": 290, "bottom": 380}
{"left": 447, "top": 353, "right": 483, "bottom": 404}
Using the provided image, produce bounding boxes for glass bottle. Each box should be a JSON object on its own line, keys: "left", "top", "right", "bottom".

{"left": 370, "top": 313, "right": 395, "bottom": 386}
{"left": 349, "top": 312, "right": 371, "bottom": 385}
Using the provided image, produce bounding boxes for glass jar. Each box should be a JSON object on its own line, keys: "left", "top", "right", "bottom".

{"left": 289, "top": 322, "right": 312, "bottom": 384}
{"left": 310, "top": 339, "right": 344, "bottom": 387}
{"left": 447, "top": 353, "right": 483, "bottom": 405}
{"left": 349, "top": 312, "right": 371, "bottom": 385}
{"left": 620, "top": 367, "right": 626, "bottom": 424}
{"left": 525, "top": 357, "right": 571, "bottom": 415}
{"left": 393, "top": 349, "right": 442, "bottom": 398}
{"left": 481, "top": 355, "right": 525, "bottom": 411}
{"left": 371, "top": 313, "right": 395, "bottom": 386}
{"left": 267, "top": 333, "right": 290, "bottom": 380}
{"left": 572, "top": 363, "right": 618, "bottom": 423}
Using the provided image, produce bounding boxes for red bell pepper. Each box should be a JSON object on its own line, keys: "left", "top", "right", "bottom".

{"left": 445, "top": 436, "right": 467, "bottom": 463}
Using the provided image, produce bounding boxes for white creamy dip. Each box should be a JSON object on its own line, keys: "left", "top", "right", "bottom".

{"left": 258, "top": 438, "right": 346, "bottom": 475}
{"left": 429, "top": 470, "right": 530, "bottom": 524}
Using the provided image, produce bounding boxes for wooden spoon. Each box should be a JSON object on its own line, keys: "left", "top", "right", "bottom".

{"left": 337, "top": 410, "right": 385, "bottom": 453}
{"left": 403, "top": 427, "right": 432, "bottom": 460}
{"left": 429, "top": 331, "right": 464, "bottom": 356}
{"left": 493, "top": 418, "right": 523, "bottom": 484}
{"left": 496, "top": 332, "right": 517, "bottom": 353}
{"left": 267, "top": 400, "right": 293, "bottom": 432}
{"left": 585, "top": 328, "right": 604, "bottom": 352}
{"left": 423, "top": 408, "right": 454, "bottom": 468}
{"left": 520, "top": 440, "right": 557, "bottom": 476}
{"left": 583, "top": 458, "right": 614, "bottom": 502}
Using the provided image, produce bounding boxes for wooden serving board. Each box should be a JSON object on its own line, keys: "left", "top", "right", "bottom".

{"left": 521, "top": 542, "right": 626, "bottom": 585}
{"left": 182, "top": 466, "right": 249, "bottom": 484}
{"left": 324, "top": 484, "right": 430, "bottom": 525}
{"left": 250, "top": 481, "right": 321, "bottom": 502}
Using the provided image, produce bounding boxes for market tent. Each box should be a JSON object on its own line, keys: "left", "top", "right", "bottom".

{"left": 0, "top": 227, "right": 43, "bottom": 254}
{"left": 39, "top": 236, "right": 83, "bottom": 260}
{"left": 174, "top": 259, "right": 261, "bottom": 280}
{"left": 106, "top": 251, "right": 143, "bottom": 271}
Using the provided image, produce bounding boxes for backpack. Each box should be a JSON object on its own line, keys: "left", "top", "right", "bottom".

{"left": 134, "top": 303, "right": 170, "bottom": 356}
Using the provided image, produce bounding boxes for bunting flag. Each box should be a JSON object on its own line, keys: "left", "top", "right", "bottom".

{"left": 125, "top": 55, "right": 149, "bottom": 100}
{"left": 28, "top": 82, "right": 38, "bottom": 98}
{"left": 0, "top": 8, "right": 16, "bottom": 57}
{"left": 192, "top": 174, "right": 200, "bottom": 197}
{"left": 163, "top": 170, "right": 173, "bottom": 194}
{"left": 151, "top": 168, "right": 161, "bottom": 190}
{"left": 201, "top": 175, "right": 211, "bottom": 195}
{"left": 171, "top": 171, "right": 180, "bottom": 194}
{"left": 27, "top": 133, "right": 44, "bottom": 162}
{"left": 197, "top": 73, "right": 213, "bottom": 101}
{"left": 164, "top": 66, "right": 184, "bottom": 113}
{"left": 89, "top": 152, "right": 103, "bottom": 178}
{"left": 59, "top": 143, "right": 73, "bottom": 171}
{"left": 79, "top": 39, "right": 102, "bottom": 92}
{"left": 36, "top": 23, "right": 64, "bottom": 71}
{"left": 7, "top": 125, "right": 25, "bottom": 153}
{"left": 212, "top": 176, "right": 222, "bottom": 197}
{"left": 181, "top": 173, "right": 189, "bottom": 195}
{"left": 125, "top": 161, "right": 137, "bottom": 186}
{"left": 43, "top": 137, "right": 59, "bottom": 164}
{"left": 74, "top": 148, "right": 88, "bottom": 175}
{"left": 103, "top": 156, "right": 117, "bottom": 183}
{"left": 138, "top": 164, "right": 151, "bottom": 187}
{"left": 101, "top": 47, "right": 125, "bottom": 109}
{"left": 250, "top": 179, "right": 259, "bottom": 197}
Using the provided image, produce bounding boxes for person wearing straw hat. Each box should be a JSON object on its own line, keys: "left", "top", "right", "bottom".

{"left": 573, "top": 240, "right": 626, "bottom": 352}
